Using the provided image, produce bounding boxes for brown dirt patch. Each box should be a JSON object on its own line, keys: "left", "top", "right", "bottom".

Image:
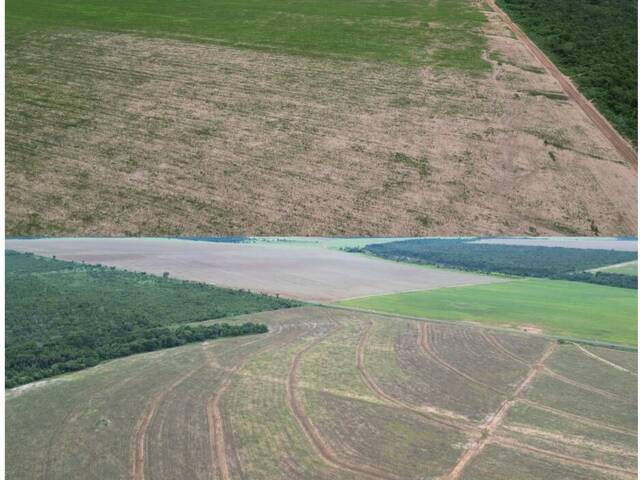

{"left": 6, "top": 22, "right": 636, "bottom": 236}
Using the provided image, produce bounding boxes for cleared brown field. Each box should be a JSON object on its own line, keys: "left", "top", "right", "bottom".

{"left": 6, "top": 3, "right": 637, "bottom": 236}
{"left": 6, "top": 306, "right": 637, "bottom": 479}
{"left": 4, "top": 238, "right": 503, "bottom": 301}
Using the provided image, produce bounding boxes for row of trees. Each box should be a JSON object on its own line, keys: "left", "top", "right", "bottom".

{"left": 350, "top": 239, "right": 637, "bottom": 288}
{"left": 6, "top": 322, "right": 267, "bottom": 388}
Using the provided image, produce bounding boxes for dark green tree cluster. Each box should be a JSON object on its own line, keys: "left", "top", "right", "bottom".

{"left": 6, "top": 251, "right": 298, "bottom": 387}
{"left": 351, "top": 239, "right": 637, "bottom": 287}
{"left": 558, "top": 271, "right": 637, "bottom": 290}
{"left": 497, "top": 0, "right": 637, "bottom": 143}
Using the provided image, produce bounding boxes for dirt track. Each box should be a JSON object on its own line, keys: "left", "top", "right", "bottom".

{"left": 486, "top": 0, "right": 637, "bottom": 168}
{"left": 285, "top": 324, "right": 398, "bottom": 480}
{"left": 445, "top": 343, "right": 557, "bottom": 479}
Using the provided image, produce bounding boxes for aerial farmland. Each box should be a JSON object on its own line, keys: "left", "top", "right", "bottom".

{"left": 6, "top": 0, "right": 638, "bottom": 236}
{"left": 5, "top": 237, "right": 638, "bottom": 479}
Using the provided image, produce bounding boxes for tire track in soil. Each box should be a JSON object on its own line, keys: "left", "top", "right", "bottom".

{"left": 131, "top": 365, "right": 204, "bottom": 480}
{"left": 573, "top": 343, "right": 637, "bottom": 376}
{"left": 356, "top": 321, "right": 474, "bottom": 433}
{"left": 520, "top": 399, "right": 637, "bottom": 437}
{"left": 495, "top": 436, "right": 638, "bottom": 479}
{"left": 418, "top": 323, "right": 506, "bottom": 396}
{"left": 286, "top": 323, "right": 400, "bottom": 480}
{"left": 443, "top": 342, "right": 557, "bottom": 480}
{"left": 481, "top": 332, "right": 623, "bottom": 401}
{"left": 206, "top": 327, "right": 307, "bottom": 480}
{"left": 485, "top": 0, "right": 637, "bottom": 167}
{"left": 132, "top": 330, "right": 283, "bottom": 480}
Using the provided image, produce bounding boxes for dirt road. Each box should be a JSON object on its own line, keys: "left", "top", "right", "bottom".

{"left": 486, "top": 0, "right": 637, "bottom": 168}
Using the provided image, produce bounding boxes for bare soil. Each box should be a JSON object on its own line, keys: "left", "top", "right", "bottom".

{"left": 6, "top": 17, "right": 637, "bottom": 236}
{"left": 5, "top": 238, "right": 503, "bottom": 301}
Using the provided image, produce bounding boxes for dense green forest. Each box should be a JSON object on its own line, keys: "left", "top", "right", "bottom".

{"left": 497, "top": 0, "right": 637, "bottom": 143}
{"left": 6, "top": 251, "right": 299, "bottom": 387}
{"left": 351, "top": 239, "right": 637, "bottom": 288}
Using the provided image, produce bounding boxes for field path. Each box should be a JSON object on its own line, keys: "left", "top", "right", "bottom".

{"left": 481, "top": 331, "right": 624, "bottom": 401}
{"left": 444, "top": 342, "right": 556, "bottom": 479}
{"left": 356, "top": 321, "right": 473, "bottom": 432}
{"left": 131, "top": 366, "right": 203, "bottom": 480}
{"left": 286, "top": 323, "right": 399, "bottom": 480}
{"left": 418, "top": 323, "right": 506, "bottom": 396}
{"left": 573, "top": 343, "right": 637, "bottom": 375}
{"left": 206, "top": 328, "right": 303, "bottom": 480}
{"left": 496, "top": 437, "right": 638, "bottom": 478}
{"left": 486, "top": 0, "right": 637, "bottom": 168}
{"left": 520, "top": 399, "right": 637, "bottom": 436}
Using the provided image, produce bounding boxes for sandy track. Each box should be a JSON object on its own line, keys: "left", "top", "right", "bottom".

{"left": 418, "top": 323, "right": 506, "bottom": 396}
{"left": 285, "top": 324, "right": 398, "bottom": 480}
{"left": 444, "top": 343, "right": 556, "bottom": 480}
{"left": 573, "top": 343, "right": 637, "bottom": 375}
{"left": 486, "top": 0, "right": 637, "bottom": 168}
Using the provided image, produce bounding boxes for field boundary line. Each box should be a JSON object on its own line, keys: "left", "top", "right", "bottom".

{"left": 572, "top": 343, "right": 637, "bottom": 376}
{"left": 286, "top": 323, "right": 400, "bottom": 480}
{"left": 444, "top": 342, "right": 557, "bottom": 480}
{"left": 485, "top": 0, "right": 637, "bottom": 167}
{"left": 323, "top": 303, "right": 638, "bottom": 352}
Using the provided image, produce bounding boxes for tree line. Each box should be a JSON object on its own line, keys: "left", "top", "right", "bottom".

{"left": 348, "top": 239, "right": 637, "bottom": 288}
{"left": 6, "top": 251, "right": 296, "bottom": 387}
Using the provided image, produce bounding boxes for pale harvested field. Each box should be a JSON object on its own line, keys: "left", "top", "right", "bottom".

{"left": 6, "top": 307, "right": 637, "bottom": 480}
{"left": 5, "top": 238, "right": 502, "bottom": 301}
{"left": 6, "top": 4, "right": 636, "bottom": 236}
{"left": 473, "top": 238, "right": 638, "bottom": 251}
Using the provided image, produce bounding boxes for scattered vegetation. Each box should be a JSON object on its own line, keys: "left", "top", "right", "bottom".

{"left": 498, "top": 0, "right": 637, "bottom": 142}
{"left": 349, "top": 238, "right": 637, "bottom": 281}
{"left": 5, "top": 251, "right": 299, "bottom": 387}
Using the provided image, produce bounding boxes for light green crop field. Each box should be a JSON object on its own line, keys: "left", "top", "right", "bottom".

{"left": 338, "top": 279, "right": 638, "bottom": 345}
{"left": 598, "top": 261, "right": 638, "bottom": 276}
{"left": 7, "top": 0, "right": 488, "bottom": 69}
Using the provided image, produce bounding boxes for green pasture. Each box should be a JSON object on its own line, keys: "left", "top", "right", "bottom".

{"left": 338, "top": 279, "right": 637, "bottom": 345}
{"left": 7, "top": 0, "right": 488, "bottom": 69}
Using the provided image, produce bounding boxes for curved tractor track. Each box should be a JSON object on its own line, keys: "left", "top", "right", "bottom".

{"left": 286, "top": 323, "right": 400, "bottom": 480}
{"left": 486, "top": 0, "right": 637, "bottom": 168}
